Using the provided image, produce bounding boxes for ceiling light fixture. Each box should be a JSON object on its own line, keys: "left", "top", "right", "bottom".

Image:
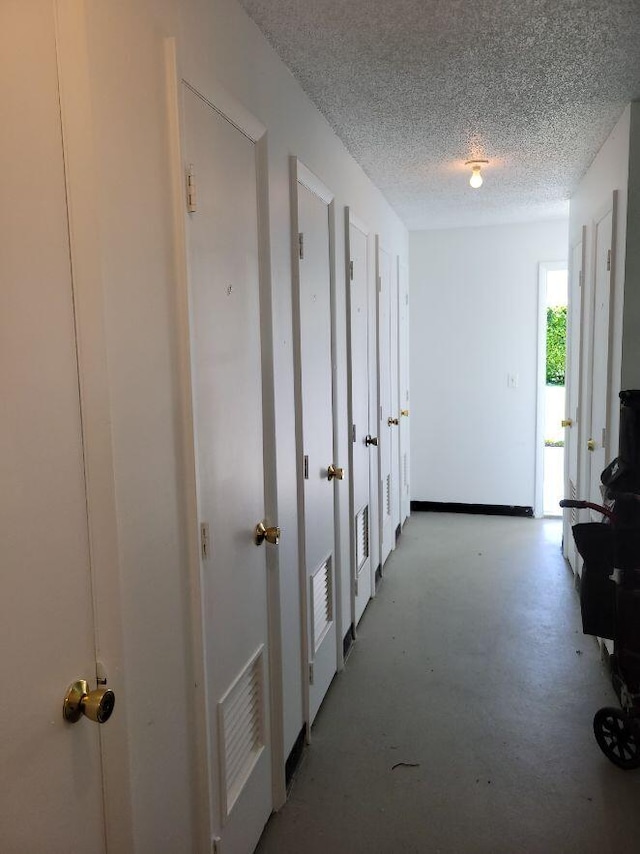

{"left": 466, "top": 159, "right": 488, "bottom": 189}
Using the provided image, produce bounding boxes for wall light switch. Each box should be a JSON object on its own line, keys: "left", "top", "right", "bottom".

{"left": 507, "top": 373, "right": 519, "bottom": 388}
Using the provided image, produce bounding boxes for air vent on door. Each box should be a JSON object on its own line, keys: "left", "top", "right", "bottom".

{"left": 217, "top": 647, "right": 265, "bottom": 820}
{"left": 385, "top": 474, "right": 392, "bottom": 518}
{"left": 311, "top": 559, "right": 333, "bottom": 653}
{"left": 356, "top": 505, "right": 369, "bottom": 571}
{"left": 569, "top": 479, "right": 578, "bottom": 526}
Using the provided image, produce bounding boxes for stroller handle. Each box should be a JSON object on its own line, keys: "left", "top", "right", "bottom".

{"left": 559, "top": 498, "right": 615, "bottom": 520}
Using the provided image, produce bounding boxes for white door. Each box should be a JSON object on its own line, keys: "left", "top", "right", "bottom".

{"left": 183, "top": 85, "right": 273, "bottom": 853}
{"left": 588, "top": 205, "right": 615, "bottom": 517}
{"left": 377, "top": 240, "right": 395, "bottom": 566}
{"left": 1, "top": 3, "right": 107, "bottom": 849}
{"left": 398, "top": 260, "right": 411, "bottom": 525}
{"left": 347, "top": 213, "right": 373, "bottom": 627}
{"left": 563, "top": 233, "right": 585, "bottom": 571}
{"left": 390, "top": 258, "right": 401, "bottom": 534}
{"left": 293, "top": 164, "right": 338, "bottom": 725}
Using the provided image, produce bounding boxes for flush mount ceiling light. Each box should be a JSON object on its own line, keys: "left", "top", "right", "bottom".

{"left": 466, "top": 159, "right": 488, "bottom": 189}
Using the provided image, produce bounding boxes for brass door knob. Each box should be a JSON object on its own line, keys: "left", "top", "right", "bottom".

{"left": 327, "top": 464, "right": 344, "bottom": 481}
{"left": 388, "top": 417, "right": 399, "bottom": 426}
{"left": 401, "top": 409, "right": 410, "bottom": 417}
{"left": 587, "top": 439, "right": 596, "bottom": 452}
{"left": 561, "top": 419, "right": 573, "bottom": 428}
{"left": 365, "top": 435, "right": 378, "bottom": 447}
{"left": 255, "top": 521, "right": 280, "bottom": 546}
{"left": 63, "top": 680, "right": 115, "bottom": 724}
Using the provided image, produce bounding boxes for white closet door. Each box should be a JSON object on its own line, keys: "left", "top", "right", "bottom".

{"left": 347, "top": 214, "right": 373, "bottom": 626}
{"left": 294, "top": 166, "right": 339, "bottom": 724}
{"left": 183, "top": 84, "right": 273, "bottom": 852}
{"left": 378, "top": 240, "right": 395, "bottom": 567}
{"left": 1, "top": 4, "right": 107, "bottom": 849}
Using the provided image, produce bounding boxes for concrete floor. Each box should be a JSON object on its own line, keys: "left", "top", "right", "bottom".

{"left": 256, "top": 513, "right": 640, "bottom": 854}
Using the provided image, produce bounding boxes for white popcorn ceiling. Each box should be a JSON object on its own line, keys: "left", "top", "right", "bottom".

{"left": 237, "top": 0, "right": 640, "bottom": 229}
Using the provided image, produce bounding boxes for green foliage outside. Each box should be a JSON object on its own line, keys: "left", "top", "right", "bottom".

{"left": 546, "top": 305, "right": 567, "bottom": 386}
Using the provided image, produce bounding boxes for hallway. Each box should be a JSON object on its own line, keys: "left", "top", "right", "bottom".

{"left": 257, "top": 513, "right": 640, "bottom": 854}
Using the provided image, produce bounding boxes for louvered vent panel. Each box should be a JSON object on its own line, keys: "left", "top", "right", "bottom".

{"left": 218, "top": 648, "right": 265, "bottom": 819}
{"left": 356, "top": 505, "right": 369, "bottom": 571}
{"left": 570, "top": 479, "right": 578, "bottom": 525}
{"left": 311, "top": 559, "right": 333, "bottom": 653}
{"left": 386, "top": 474, "right": 392, "bottom": 518}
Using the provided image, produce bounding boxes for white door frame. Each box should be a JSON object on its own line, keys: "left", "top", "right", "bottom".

{"left": 289, "top": 156, "right": 343, "bottom": 729}
{"left": 563, "top": 227, "right": 587, "bottom": 571}
{"left": 535, "top": 260, "right": 568, "bottom": 518}
{"left": 164, "top": 41, "right": 286, "bottom": 849}
{"left": 584, "top": 193, "right": 618, "bottom": 516}
{"left": 55, "top": 4, "right": 133, "bottom": 847}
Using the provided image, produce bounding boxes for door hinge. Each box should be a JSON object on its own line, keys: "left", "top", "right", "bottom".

{"left": 200, "top": 522, "right": 210, "bottom": 560}
{"left": 579, "top": 269, "right": 584, "bottom": 288}
{"left": 303, "top": 454, "right": 309, "bottom": 480}
{"left": 607, "top": 249, "right": 611, "bottom": 272}
{"left": 602, "top": 427, "right": 607, "bottom": 447}
{"left": 405, "top": 292, "right": 409, "bottom": 305}
{"left": 309, "top": 662, "right": 314, "bottom": 685}
{"left": 212, "top": 837, "right": 222, "bottom": 854}
{"left": 186, "top": 164, "right": 197, "bottom": 213}
{"left": 354, "top": 576, "right": 359, "bottom": 597}
{"left": 352, "top": 424, "right": 356, "bottom": 443}
{"left": 377, "top": 275, "right": 382, "bottom": 292}
{"left": 298, "top": 232, "right": 304, "bottom": 260}
{"left": 349, "top": 260, "right": 354, "bottom": 281}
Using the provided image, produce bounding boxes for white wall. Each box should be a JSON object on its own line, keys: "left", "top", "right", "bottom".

{"left": 409, "top": 220, "right": 568, "bottom": 507}
{"left": 71, "top": 1, "right": 408, "bottom": 850}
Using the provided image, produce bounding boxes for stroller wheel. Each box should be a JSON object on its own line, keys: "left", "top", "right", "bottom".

{"left": 593, "top": 707, "right": 640, "bottom": 770}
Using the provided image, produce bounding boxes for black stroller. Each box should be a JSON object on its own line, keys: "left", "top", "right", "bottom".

{"left": 561, "top": 390, "right": 640, "bottom": 769}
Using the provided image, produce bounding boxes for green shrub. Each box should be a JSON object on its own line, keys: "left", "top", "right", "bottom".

{"left": 547, "top": 305, "right": 567, "bottom": 386}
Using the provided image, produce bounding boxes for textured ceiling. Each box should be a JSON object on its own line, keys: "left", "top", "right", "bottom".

{"left": 237, "top": 0, "right": 640, "bottom": 229}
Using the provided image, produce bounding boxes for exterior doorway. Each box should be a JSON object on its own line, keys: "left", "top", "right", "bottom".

{"left": 537, "top": 262, "right": 569, "bottom": 517}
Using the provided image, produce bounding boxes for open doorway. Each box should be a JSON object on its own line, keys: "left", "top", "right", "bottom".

{"left": 536, "top": 262, "right": 568, "bottom": 517}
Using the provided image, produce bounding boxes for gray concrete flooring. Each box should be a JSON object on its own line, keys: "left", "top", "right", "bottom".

{"left": 256, "top": 513, "right": 640, "bottom": 854}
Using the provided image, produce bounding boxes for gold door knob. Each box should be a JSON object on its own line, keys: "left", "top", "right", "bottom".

{"left": 388, "top": 417, "right": 399, "bottom": 426}
{"left": 255, "top": 521, "right": 280, "bottom": 546}
{"left": 587, "top": 439, "right": 596, "bottom": 452}
{"left": 327, "top": 464, "right": 344, "bottom": 481}
{"left": 365, "top": 435, "right": 378, "bottom": 447}
{"left": 401, "top": 409, "right": 410, "bottom": 417}
{"left": 63, "top": 680, "right": 115, "bottom": 724}
{"left": 561, "top": 419, "right": 573, "bottom": 428}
